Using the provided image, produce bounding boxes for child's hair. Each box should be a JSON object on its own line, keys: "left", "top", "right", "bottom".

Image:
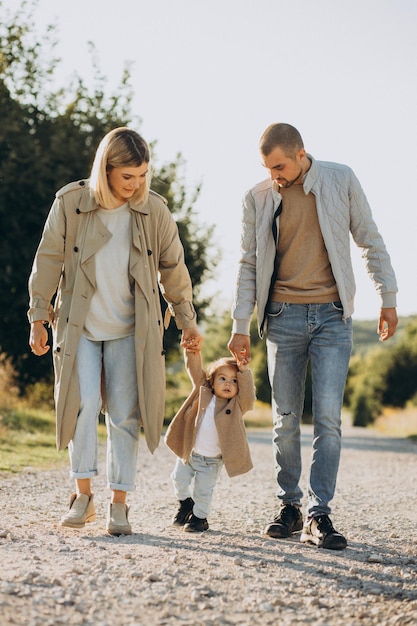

{"left": 205, "top": 357, "right": 239, "bottom": 389}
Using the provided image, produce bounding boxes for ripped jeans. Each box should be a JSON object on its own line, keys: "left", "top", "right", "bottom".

{"left": 266, "top": 302, "right": 352, "bottom": 517}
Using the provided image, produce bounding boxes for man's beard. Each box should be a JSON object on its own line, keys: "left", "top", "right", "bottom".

{"left": 279, "top": 166, "right": 303, "bottom": 188}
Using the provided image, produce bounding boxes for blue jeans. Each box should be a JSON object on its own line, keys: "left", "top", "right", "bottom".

{"left": 266, "top": 302, "right": 352, "bottom": 517}
{"left": 171, "top": 453, "right": 223, "bottom": 519}
{"left": 68, "top": 335, "right": 140, "bottom": 491}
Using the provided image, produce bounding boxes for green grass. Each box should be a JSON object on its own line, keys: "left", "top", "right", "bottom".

{"left": 372, "top": 406, "right": 417, "bottom": 440}
{"left": 0, "top": 405, "right": 106, "bottom": 475}
{"left": 1, "top": 407, "right": 54, "bottom": 433}
{"left": 244, "top": 402, "right": 273, "bottom": 429}
{"left": 1, "top": 400, "right": 415, "bottom": 477}
{"left": 0, "top": 406, "right": 67, "bottom": 474}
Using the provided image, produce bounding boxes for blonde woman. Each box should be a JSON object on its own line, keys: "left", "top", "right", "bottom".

{"left": 28, "top": 128, "right": 200, "bottom": 535}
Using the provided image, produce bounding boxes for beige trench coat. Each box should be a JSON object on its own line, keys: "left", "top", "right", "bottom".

{"left": 28, "top": 180, "right": 197, "bottom": 453}
{"left": 164, "top": 351, "right": 255, "bottom": 477}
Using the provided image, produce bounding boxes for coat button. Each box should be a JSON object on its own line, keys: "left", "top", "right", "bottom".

{"left": 161, "top": 349, "right": 167, "bottom": 356}
{"left": 74, "top": 246, "right": 78, "bottom": 252}
{"left": 226, "top": 409, "right": 231, "bottom": 414}
{"left": 56, "top": 347, "right": 61, "bottom": 352}
{"left": 79, "top": 180, "right": 85, "bottom": 186}
{"left": 76, "top": 208, "right": 81, "bottom": 214}
{"left": 147, "top": 249, "right": 152, "bottom": 256}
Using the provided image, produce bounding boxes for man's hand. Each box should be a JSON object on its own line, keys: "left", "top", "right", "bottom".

{"left": 29, "top": 321, "right": 50, "bottom": 356}
{"left": 228, "top": 333, "right": 251, "bottom": 366}
{"left": 378, "top": 307, "right": 398, "bottom": 342}
{"left": 181, "top": 327, "right": 202, "bottom": 353}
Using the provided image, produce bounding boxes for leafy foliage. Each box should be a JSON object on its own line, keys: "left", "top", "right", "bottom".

{"left": 345, "top": 317, "right": 417, "bottom": 426}
{"left": 0, "top": 0, "right": 216, "bottom": 387}
{"left": 151, "top": 156, "right": 215, "bottom": 360}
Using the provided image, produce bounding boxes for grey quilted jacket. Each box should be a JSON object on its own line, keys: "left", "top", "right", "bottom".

{"left": 232, "top": 154, "right": 398, "bottom": 336}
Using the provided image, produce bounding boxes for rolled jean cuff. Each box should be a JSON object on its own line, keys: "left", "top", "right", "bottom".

{"left": 70, "top": 470, "right": 98, "bottom": 480}
{"left": 108, "top": 482, "right": 136, "bottom": 492}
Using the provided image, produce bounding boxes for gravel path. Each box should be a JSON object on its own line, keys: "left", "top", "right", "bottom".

{"left": 0, "top": 425, "right": 416, "bottom": 626}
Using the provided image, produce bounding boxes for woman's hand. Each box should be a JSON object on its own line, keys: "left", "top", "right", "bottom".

{"left": 181, "top": 327, "right": 202, "bottom": 353}
{"left": 29, "top": 321, "right": 50, "bottom": 356}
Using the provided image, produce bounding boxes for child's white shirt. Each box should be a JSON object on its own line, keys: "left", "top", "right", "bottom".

{"left": 193, "top": 395, "right": 222, "bottom": 457}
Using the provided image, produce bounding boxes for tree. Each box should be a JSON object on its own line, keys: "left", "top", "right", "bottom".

{"left": 345, "top": 317, "right": 417, "bottom": 426}
{"left": 150, "top": 156, "right": 215, "bottom": 360}
{"left": 0, "top": 0, "right": 216, "bottom": 387}
{"left": 380, "top": 319, "right": 417, "bottom": 408}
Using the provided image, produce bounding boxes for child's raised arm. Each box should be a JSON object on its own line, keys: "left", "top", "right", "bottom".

{"left": 182, "top": 339, "right": 206, "bottom": 389}
{"left": 237, "top": 367, "right": 256, "bottom": 414}
{"left": 181, "top": 332, "right": 203, "bottom": 354}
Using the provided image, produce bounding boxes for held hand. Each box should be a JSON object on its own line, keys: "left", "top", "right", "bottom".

{"left": 378, "top": 307, "right": 398, "bottom": 342}
{"left": 181, "top": 327, "right": 202, "bottom": 353}
{"left": 228, "top": 333, "right": 251, "bottom": 366}
{"left": 29, "top": 321, "right": 50, "bottom": 356}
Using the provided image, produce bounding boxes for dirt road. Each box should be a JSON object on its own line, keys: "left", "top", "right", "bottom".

{"left": 0, "top": 425, "right": 416, "bottom": 625}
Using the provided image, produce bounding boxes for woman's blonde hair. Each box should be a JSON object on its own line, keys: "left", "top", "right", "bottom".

{"left": 205, "top": 357, "right": 239, "bottom": 389}
{"left": 90, "top": 127, "right": 151, "bottom": 208}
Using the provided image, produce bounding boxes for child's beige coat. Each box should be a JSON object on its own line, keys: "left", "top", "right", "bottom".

{"left": 165, "top": 351, "right": 255, "bottom": 477}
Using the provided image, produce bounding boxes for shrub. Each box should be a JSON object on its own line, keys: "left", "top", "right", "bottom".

{"left": 0, "top": 352, "right": 19, "bottom": 410}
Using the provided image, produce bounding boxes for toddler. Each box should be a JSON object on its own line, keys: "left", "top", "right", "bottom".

{"left": 165, "top": 341, "right": 255, "bottom": 532}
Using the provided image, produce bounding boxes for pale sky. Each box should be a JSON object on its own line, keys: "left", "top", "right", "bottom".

{"left": 8, "top": 0, "right": 417, "bottom": 320}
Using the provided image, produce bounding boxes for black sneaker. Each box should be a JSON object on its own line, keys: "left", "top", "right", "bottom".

{"left": 183, "top": 513, "right": 209, "bottom": 533}
{"left": 264, "top": 504, "right": 303, "bottom": 538}
{"left": 172, "top": 497, "right": 194, "bottom": 526}
{"left": 300, "top": 515, "right": 347, "bottom": 550}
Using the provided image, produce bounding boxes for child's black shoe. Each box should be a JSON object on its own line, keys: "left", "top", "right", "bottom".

{"left": 183, "top": 513, "right": 209, "bottom": 533}
{"left": 172, "top": 497, "right": 194, "bottom": 526}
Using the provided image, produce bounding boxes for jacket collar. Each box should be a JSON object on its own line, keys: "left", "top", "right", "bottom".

{"left": 78, "top": 186, "right": 97, "bottom": 212}
{"left": 302, "top": 153, "right": 319, "bottom": 194}
{"left": 78, "top": 181, "right": 150, "bottom": 214}
{"left": 267, "top": 153, "right": 318, "bottom": 200}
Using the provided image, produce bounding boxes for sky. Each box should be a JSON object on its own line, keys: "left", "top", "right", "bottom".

{"left": 7, "top": 0, "right": 417, "bottom": 321}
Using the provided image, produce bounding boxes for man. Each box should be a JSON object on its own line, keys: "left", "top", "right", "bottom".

{"left": 228, "top": 123, "right": 398, "bottom": 550}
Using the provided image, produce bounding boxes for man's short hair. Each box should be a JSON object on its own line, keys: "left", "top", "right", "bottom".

{"left": 259, "top": 123, "right": 304, "bottom": 157}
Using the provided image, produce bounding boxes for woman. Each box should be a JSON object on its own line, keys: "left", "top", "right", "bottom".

{"left": 28, "top": 127, "right": 200, "bottom": 535}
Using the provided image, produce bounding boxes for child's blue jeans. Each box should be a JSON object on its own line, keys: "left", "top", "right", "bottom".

{"left": 171, "top": 452, "right": 223, "bottom": 519}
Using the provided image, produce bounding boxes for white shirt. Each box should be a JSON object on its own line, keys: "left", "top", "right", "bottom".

{"left": 193, "top": 395, "right": 222, "bottom": 457}
{"left": 84, "top": 203, "right": 135, "bottom": 340}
